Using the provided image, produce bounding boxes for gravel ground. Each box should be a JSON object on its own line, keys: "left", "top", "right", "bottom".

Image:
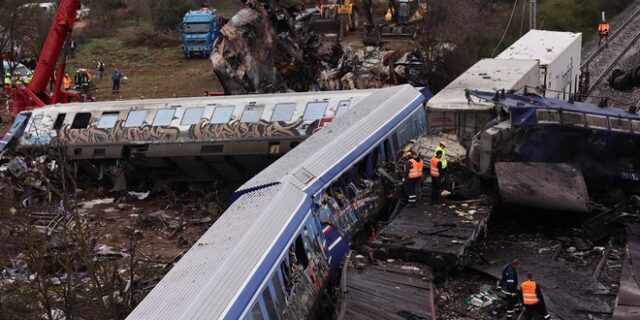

{"left": 582, "top": 0, "right": 640, "bottom": 107}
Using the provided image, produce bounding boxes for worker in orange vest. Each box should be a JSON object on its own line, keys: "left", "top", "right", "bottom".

{"left": 403, "top": 150, "right": 423, "bottom": 207}
{"left": 598, "top": 18, "right": 610, "bottom": 46}
{"left": 63, "top": 72, "right": 73, "bottom": 90}
{"left": 521, "top": 273, "right": 552, "bottom": 320}
{"left": 430, "top": 150, "right": 443, "bottom": 202}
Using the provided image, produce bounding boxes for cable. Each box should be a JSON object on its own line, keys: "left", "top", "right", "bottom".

{"left": 491, "top": 0, "right": 520, "bottom": 57}
{"left": 519, "top": 0, "right": 527, "bottom": 36}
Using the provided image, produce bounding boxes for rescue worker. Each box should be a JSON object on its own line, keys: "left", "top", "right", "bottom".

{"left": 4, "top": 72, "right": 11, "bottom": 87}
{"left": 499, "top": 259, "right": 521, "bottom": 319}
{"left": 95, "top": 60, "right": 105, "bottom": 80}
{"left": 435, "top": 140, "right": 448, "bottom": 187}
{"left": 521, "top": 273, "right": 552, "bottom": 320}
{"left": 598, "top": 18, "right": 610, "bottom": 46}
{"left": 63, "top": 72, "right": 73, "bottom": 90}
{"left": 430, "top": 150, "right": 443, "bottom": 201}
{"left": 403, "top": 150, "right": 423, "bottom": 207}
{"left": 111, "top": 67, "right": 124, "bottom": 94}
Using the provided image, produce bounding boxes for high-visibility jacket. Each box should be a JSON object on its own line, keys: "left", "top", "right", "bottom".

{"left": 63, "top": 75, "right": 73, "bottom": 89}
{"left": 4, "top": 73, "right": 11, "bottom": 85}
{"left": 435, "top": 146, "right": 447, "bottom": 169}
{"left": 430, "top": 156, "right": 440, "bottom": 177}
{"left": 521, "top": 280, "right": 539, "bottom": 305}
{"left": 598, "top": 22, "right": 610, "bottom": 35}
{"left": 408, "top": 159, "right": 423, "bottom": 178}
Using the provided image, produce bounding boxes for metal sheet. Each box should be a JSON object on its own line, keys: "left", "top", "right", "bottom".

{"left": 613, "top": 224, "right": 640, "bottom": 319}
{"left": 495, "top": 162, "right": 590, "bottom": 212}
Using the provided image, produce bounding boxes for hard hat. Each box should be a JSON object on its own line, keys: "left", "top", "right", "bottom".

{"left": 439, "top": 140, "right": 447, "bottom": 147}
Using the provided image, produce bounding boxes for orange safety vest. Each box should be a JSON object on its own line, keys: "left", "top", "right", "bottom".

{"left": 598, "top": 22, "right": 610, "bottom": 35}
{"left": 429, "top": 157, "right": 440, "bottom": 178}
{"left": 408, "top": 159, "right": 423, "bottom": 179}
{"left": 521, "top": 280, "right": 539, "bottom": 305}
{"left": 63, "top": 75, "right": 72, "bottom": 89}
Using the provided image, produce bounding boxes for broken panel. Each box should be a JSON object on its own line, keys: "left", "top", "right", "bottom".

{"left": 495, "top": 162, "right": 590, "bottom": 212}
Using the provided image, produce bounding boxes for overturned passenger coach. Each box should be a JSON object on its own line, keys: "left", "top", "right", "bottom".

{"left": 2, "top": 90, "right": 390, "bottom": 182}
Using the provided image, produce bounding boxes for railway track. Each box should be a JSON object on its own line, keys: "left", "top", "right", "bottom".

{"left": 581, "top": 7, "right": 640, "bottom": 96}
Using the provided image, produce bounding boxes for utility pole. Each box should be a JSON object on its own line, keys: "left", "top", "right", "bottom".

{"left": 529, "top": 0, "right": 537, "bottom": 30}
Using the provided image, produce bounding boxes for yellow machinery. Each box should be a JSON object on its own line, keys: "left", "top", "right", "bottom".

{"left": 309, "top": 0, "right": 360, "bottom": 40}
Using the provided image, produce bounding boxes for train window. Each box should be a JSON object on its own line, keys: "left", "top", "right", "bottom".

{"left": 212, "top": 106, "right": 234, "bottom": 123}
{"left": 303, "top": 102, "right": 328, "bottom": 121}
{"left": 271, "top": 103, "right": 296, "bottom": 122}
{"left": 270, "top": 273, "right": 286, "bottom": 312}
{"left": 97, "top": 112, "right": 119, "bottom": 129}
{"left": 261, "top": 286, "right": 279, "bottom": 320}
{"left": 153, "top": 108, "right": 176, "bottom": 126}
{"left": 335, "top": 100, "right": 350, "bottom": 117}
{"left": 250, "top": 302, "right": 264, "bottom": 320}
{"left": 71, "top": 113, "right": 91, "bottom": 129}
{"left": 181, "top": 107, "right": 205, "bottom": 125}
{"left": 53, "top": 113, "right": 66, "bottom": 129}
{"left": 124, "top": 110, "right": 147, "bottom": 128}
{"left": 241, "top": 105, "right": 265, "bottom": 123}
{"left": 294, "top": 235, "right": 309, "bottom": 269}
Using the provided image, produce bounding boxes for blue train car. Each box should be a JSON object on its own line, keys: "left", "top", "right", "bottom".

{"left": 126, "top": 84, "right": 429, "bottom": 319}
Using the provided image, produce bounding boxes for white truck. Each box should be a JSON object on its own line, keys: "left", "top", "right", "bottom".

{"left": 496, "top": 29, "right": 582, "bottom": 101}
{"left": 426, "top": 58, "right": 540, "bottom": 145}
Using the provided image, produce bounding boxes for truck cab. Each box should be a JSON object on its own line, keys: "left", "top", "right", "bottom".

{"left": 180, "top": 8, "right": 220, "bottom": 58}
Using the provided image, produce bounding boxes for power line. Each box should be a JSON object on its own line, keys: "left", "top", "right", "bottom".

{"left": 492, "top": 0, "right": 520, "bottom": 57}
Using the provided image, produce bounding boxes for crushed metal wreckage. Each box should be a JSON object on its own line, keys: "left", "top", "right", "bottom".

{"left": 211, "top": 0, "right": 430, "bottom": 95}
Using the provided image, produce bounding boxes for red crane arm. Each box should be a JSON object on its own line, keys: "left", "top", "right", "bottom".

{"left": 27, "top": 0, "right": 80, "bottom": 101}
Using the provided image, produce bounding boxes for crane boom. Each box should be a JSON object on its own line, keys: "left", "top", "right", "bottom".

{"left": 6, "top": 0, "right": 85, "bottom": 117}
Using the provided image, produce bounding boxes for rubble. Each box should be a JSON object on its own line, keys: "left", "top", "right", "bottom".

{"left": 211, "top": 0, "right": 431, "bottom": 95}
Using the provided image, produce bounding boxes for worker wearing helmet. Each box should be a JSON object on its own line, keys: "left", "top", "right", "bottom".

{"left": 63, "top": 72, "right": 73, "bottom": 90}
{"left": 435, "top": 140, "right": 448, "bottom": 189}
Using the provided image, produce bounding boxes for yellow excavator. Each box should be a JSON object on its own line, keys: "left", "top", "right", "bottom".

{"left": 365, "top": 0, "right": 427, "bottom": 44}
{"left": 308, "top": 0, "right": 360, "bottom": 40}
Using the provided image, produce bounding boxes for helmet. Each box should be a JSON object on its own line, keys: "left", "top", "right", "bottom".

{"left": 439, "top": 140, "right": 446, "bottom": 147}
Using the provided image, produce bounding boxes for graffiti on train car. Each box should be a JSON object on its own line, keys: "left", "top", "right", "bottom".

{"left": 53, "top": 121, "right": 181, "bottom": 144}
{"left": 189, "top": 118, "right": 315, "bottom": 140}
{"left": 33, "top": 118, "right": 320, "bottom": 145}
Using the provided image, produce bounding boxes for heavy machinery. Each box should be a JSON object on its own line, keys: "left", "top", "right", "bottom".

{"left": 308, "top": 0, "right": 360, "bottom": 40}
{"left": 180, "top": 6, "right": 220, "bottom": 58}
{"left": 4, "top": 0, "right": 93, "bottom": 118}
{"left": 364, "top": 0, "right": 426, "bottom": 44}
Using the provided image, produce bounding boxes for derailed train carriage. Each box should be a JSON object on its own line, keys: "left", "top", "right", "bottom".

{"left": 125, "top": 85, "right": 430, "bottom": 319}
{"left": 4, "top": 90, "right": 380, "bottom": 182}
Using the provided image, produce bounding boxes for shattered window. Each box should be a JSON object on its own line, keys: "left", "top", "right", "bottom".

{"left": 271, "top": 103, "right": 296, "bottom": 122}
{"left": 303, "top": 102, "right": 328, "bottom": 121}
{"left": 271, "top": 273, "right": 286, "bottom": 312}
{"left": 53, "top": 113, "right": 66, "bottom": 129}
{"left": 124, "top": 110, "right": 147, "bottom": 128}
{"left": 97, "top": 112, "right": 119, "bottom": 129}
{"left": 335, "top": 100, "right": 350, "bottom": 117}
{"left": 153, "top": 108, "right": 176, "bottom": 126}
{"left": 241, "top": 105, "right": 265, "bottom": 123}
{"left": 250, "top": 302, "right": 264, "bottom": 320}
{"left": 261, "top": 287, "right": 279, "bottom": 320}
{"left": 212, "top": 106, "right": 234, "bottom": 123}
{"left": 181, "top": 107, "right": 205, "bottom": 125}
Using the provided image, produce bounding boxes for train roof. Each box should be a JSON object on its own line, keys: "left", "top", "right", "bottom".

{"left": 238, "top": 84, "right": 426, "bottom": 194}
{"left": 496, "top": 29, "right": 581, "bottom": 66}
{"left": 470, "top": 90, "right": 640, "bottom": 121}
{"left": 27, "top": 89, "right": 379, "bottom": 114}
{"left": 427, "top": 58, "right": 539, "bottom": 111}
{"left": 127, "top": 183, "right": 310, "bottom": 319}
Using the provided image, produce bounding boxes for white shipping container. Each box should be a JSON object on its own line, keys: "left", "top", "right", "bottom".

{"left": 496, "top": 30, "right": 582, "bottom": 100}
{"left": 427, "top": 58, "right": 540, "bottom": 145}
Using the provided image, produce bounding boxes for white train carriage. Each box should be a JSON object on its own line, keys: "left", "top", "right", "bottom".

{"left": 127, "top": 84, "right": 429, "bottom": 319}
